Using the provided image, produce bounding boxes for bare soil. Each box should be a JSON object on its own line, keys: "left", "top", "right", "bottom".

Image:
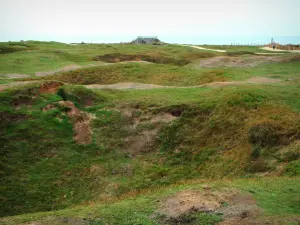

{"left": 159, "top": 189, "right": 262, "bottom": 224}
{"left": 117, "top": 106, "right": 177, "bottom": 154}
{"left": 58, "top": 101, "right": 93, "bottom": 145}
{"left": 86, "top": 82, "right": 167, "bottom": 90}
{"left": 43, "top": 101, "right": 93, "bottom": 145}
{"left": 39, "top": 81, "right": 63, "bottom": 94}
{"left": 182, "top": 45, "right": 227, "bottom": 53}
{"left": 125, "top": 129, "right": 159, "bottom": 154}
{"left": 261, "top": 47, "right": 300, "bottom": 53}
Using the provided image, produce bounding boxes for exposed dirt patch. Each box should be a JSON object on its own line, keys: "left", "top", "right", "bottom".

{"left": 218, "top": 193, "right": 261, "bottom": 225}
{"left": 150, "top": 113, "right": 177, "bottom": 123}
{"left": 159, "top": 189, "right": 262, "bottom": 224}
{"left": 39, "top": 81, "right": 63, "bottom": 94}
{"left": 43, "top": 101, "right": 93, "bottom": 144}
{"left": 86, "top": 82, "right": 167, "bottom": 90}
{"left": 160, "top": 190, "right": 222, "bottom": 218}
{"left": 261, "top": 47, "right": 300, "bottom": 53}
{"left": 36, "top": 64, "right": 81, "bottom": 77}
{"left": 58, "top": 101, "right": 93, "bottom": 145}
{"left": 115, "top": 105, "right": 177, "bottom": 154}
{"left": 182, "top": 45, "right": 227, "bottom": 52}
{"left": 195, "top": 55, "right": 283, "bottom": 68}
{"left": 125, "top": 129, "right": 159, "bottom": 154}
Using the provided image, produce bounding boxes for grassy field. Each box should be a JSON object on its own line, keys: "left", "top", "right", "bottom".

{"left": 0, "top": 41, "right": 299, "bottom": 224}
{"left": 1, "top": 177, "right": 299, "bottom": 224}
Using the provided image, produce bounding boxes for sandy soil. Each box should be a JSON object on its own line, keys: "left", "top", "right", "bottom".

{"left": 116, "top": 106, "right": 177, "bottom": 154}
{"left": 86, "top": 82, "right": 166, "bottom": 90}
{"left": 261, "top": 47, "right": 300, "bottom": 53}
{"left": 159, "top": 189, "right": 262, "bottom": 224}
{"left": 182, "top": 45, "right": 227, "bottom": 52}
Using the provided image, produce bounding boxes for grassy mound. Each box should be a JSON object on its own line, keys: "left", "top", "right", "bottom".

{"left": 93, "top": 53, "right": 191, "bottom": 66}
{"left": 0, "top": 83, "right": 299, "bottom": 217}
{"left": 1, "top": 177, "right": 299, "bottom": 225}
{"left": 44, "top": 63, "right": 227, "bottom": 86}
{"left": 0, "top": 42, "right": 299, "bottom": 223}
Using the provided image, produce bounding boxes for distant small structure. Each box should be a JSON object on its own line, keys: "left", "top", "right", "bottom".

{"left": 132, "top": 36, "right": 161, "bottom": 44}
{"left": 271, "top": 38, "right": 276, "bottom": 49}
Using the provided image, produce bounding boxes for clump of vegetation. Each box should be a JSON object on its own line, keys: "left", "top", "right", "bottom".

{"left": 284, "top": 161, "right": 300, "bottom": 176}
{"left": 245, "top": 159, "right": 270, "bottom": 173}
{"left": 44, "top": 63, "right": 229, "bottom": 86}
{"left": 226, "top": 51, "right": 255, "bottom": 56}
{"left": 0, "top": 42, "right": 35, "bottom": 54}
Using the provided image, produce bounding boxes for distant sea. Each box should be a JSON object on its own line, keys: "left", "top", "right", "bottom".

{"left": 2, "top": 35, "right": 300, "bottom": 45}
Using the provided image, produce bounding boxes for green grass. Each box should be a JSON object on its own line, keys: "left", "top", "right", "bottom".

{"left": 1, "top": 177, "right": 299, "bottom": 225}
{"left": 0, "top": 41, "right": 299, "bottom": 223}
{"left": 1, "top": 83, "right": 299, "bottom": 217}
{"left": 43, "top": 63, "right": 227, "bottom": 86}
{"left": 0, "top": 42, "right": 219, "bottom": 76}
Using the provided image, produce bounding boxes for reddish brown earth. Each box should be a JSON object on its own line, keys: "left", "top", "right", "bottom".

{"left": 39, "top": 81, "right": 63, "bottom": 94}
{"left": 159, "top": 189, "right": 261, "bottom": 224}
{"left": 58, "top": 101, "right": 93, "bottom": 145}
{"left": 43, "top": 101, "right": 93, "bottom": 145}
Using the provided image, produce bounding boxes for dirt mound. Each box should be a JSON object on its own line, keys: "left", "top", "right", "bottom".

{"left": 160, "top": 190, "right": 222, "bottom": 218}
{"left": 58, "top": 101, "right": 93, "bottom": 145}
{"left": 159, "top": 189, "right": 261, "bottom": 224}
{"left": 39, "top": 81, "right": 63, "bottom": 94}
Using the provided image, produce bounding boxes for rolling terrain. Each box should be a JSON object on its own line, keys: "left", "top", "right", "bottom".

{"left": 0, "top": 41, "right": 299, "bottom": 225}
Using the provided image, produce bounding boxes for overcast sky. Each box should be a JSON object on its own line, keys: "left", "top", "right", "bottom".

{"left": 1, "top": 0, "right": 300, "bottom": 44}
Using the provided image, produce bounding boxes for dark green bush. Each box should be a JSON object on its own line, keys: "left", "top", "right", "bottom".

{"left": 284, "top": 161, "right": 300, "bottom": 176}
